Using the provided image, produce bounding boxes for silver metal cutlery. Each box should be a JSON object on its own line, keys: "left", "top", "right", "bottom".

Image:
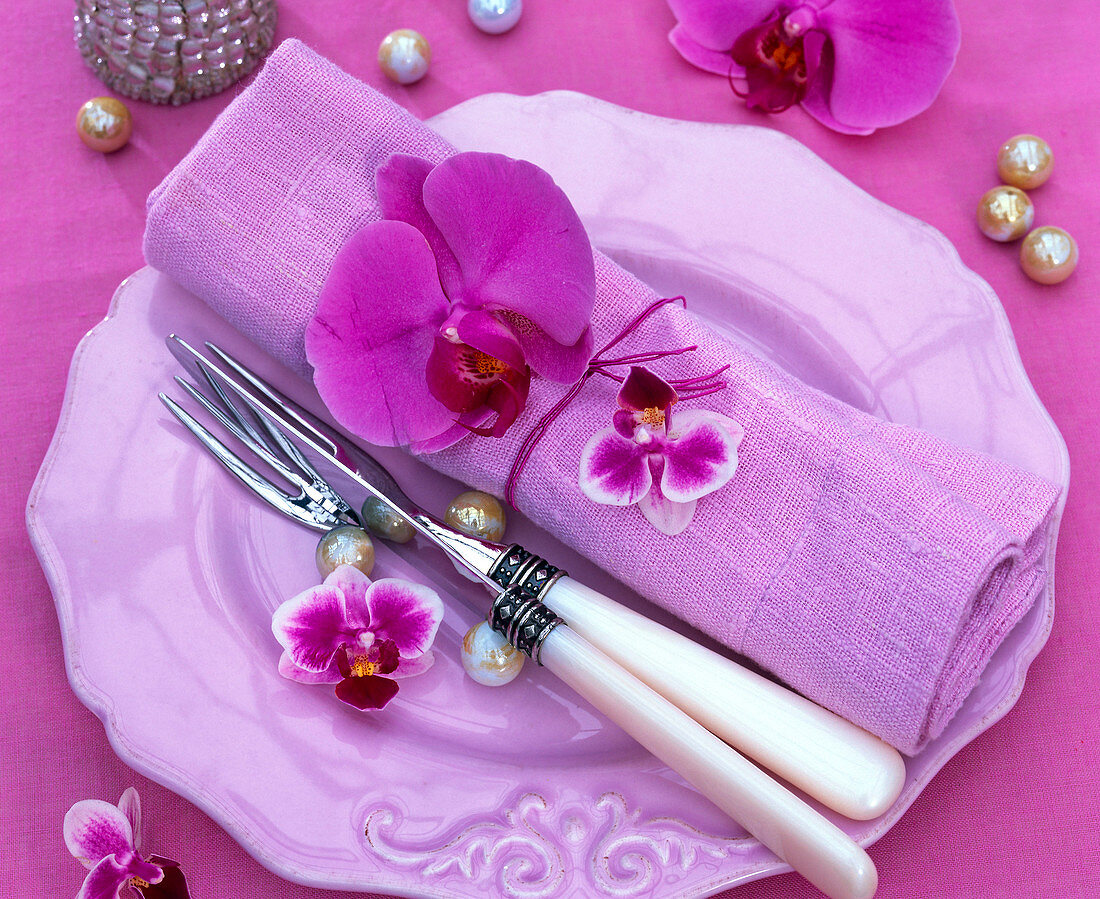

{"left": 159, "top": 334, "right": 900, "bottom": 899}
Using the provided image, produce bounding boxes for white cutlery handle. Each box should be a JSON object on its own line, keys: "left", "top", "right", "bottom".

{"left": 542, "top": 576, "right": 905, "bottom": 820}
{"left": 539, "top": 626, "right": 877, "bottom": 899}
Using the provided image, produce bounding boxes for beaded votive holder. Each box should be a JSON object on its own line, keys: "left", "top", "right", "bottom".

{"left": 74, "top": 0, "right": 277, "bottom": 105}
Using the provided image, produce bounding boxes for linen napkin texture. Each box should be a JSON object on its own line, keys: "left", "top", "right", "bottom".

{"left": 145, "top": 39, "right": 1060, "bottom": 754}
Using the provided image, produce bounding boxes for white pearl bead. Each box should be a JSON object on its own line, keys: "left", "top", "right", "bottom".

{"left": 468, "top": 0, "right": 523, "bottom": 34}
{"left": 316, "top": 526, "right": 376, "bottom": 577}
{"left": 461, "top": 621, "right": 524, "bottom": 685}
{"left": 976, "top": 186, "right": 1034, "bottom": 242}
{"left": 378, "top": 29, "right": 431, "bottom": 85}
{"left": 444, "top": 490, "right": 507, "bottom": 541}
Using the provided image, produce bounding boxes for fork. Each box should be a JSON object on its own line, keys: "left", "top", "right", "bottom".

{"left": 164, "top": 336, "right": 905, "bottom": 825}
{"left": 160, "top": 338, "right": 883, "bottom": 899}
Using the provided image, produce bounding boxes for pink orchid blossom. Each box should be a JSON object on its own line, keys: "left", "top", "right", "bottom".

{"left": 306, "top": 151, "right": 596, "bottom": 453}
{"left": 667, "top": 0, "right": 961, "bottom": 134}
{"left": 579, "top": 367, "right": 743, "bottom": 535}
{"left": 64, "top": 788, "right": 190, "bottom": 899}
{"left": 272, "top": 565, "right": 444, "bottom": 710}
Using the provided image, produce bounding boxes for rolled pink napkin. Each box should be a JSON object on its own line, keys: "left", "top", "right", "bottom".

{"left": 145, "top": 39, "right": 1059, "bottom": 754}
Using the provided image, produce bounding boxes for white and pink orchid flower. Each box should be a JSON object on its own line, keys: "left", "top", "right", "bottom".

{"left": 272, "top": 565, "right": 444, "bottom": 710}
{"left": 579, "top": 366, "right": 743, "bottom": 535}
{"left": 64, "top": 788, "right": 189, "bottom": 899}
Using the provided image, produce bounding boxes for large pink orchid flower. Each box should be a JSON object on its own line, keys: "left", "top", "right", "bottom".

{"left": 579, "top": 367, "right": 743, "bottom": 535}
{"left": 306, "top": 151, "right": 596, "bottom": 453}
{"left": 667, "top": 0, "right": 961, "bottom": 134}
{"left": 272, "top": 565, "right": 444, "bottom": 710}
{"left": 64, "top": 788, "right": 189, "bottom": 899}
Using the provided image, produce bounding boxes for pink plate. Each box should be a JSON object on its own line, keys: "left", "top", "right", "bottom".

{"left": 28, "top": 93, "right": 1067, "bottom": 898}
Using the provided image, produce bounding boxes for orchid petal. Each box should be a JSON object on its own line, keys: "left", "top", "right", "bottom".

{"left": 499, "top": 316, "right": 592, "bottom": 383}
{"left": 65, "top": 800, "right": 135, "bottom": 869}
{"left": 637, "top": 475, "right": 698, "bottom": 536}
{"left": 271, "top": 585, "right": 352, "bottom": 673}
{"left": 814, "top": 0, "right": 960, "bottom": 130}
{"left": 76, "top": 855, "right": 132, "bottom": 899}
{"left": 323, "top": 565, "right": 373, "bottom": 631}
{"left": 372, "top": 639, "right": 401, "bottom": 675}
{"left": 473, "top": 371, "right": 531, "bottom": 438}
{"left": 618, "top": 366, "right": 679, "bottom": 412}
{"left": 422, "top": 152, "right": 595, "bottom": 346}
{"left": 454, "top": 309, "right": 527, "bottom": 372}
{"left": 409, "top": 414, "right": 491, "bottom": 455}
{"left": 117, "top": 788, "right": 141, "bottom": 855}
{"left": 335, "top": 675, "right": 400, "bottom": 710}
{"left": 365, "top": 579, "right": 444, "bottom": 658}
{"left": 660, "top": 410, "right": 743, "bottom": 502}
{"left": 127, "top": 857, "right": 166, "bottom": 887}
{"left": 669, "top": 24, "right": 743, "bottom": 76}
{"left": 393, "top": 650, "right": 435, "bottom": 678}
{"left": 425, "top": 335, "right": 501, "bottom": 415}
{"left": 376, "top": 154, "right": 463, "bottom": 294}
{"left": 795, "top": 31, "right": 876, "bottom": 136}
{"left": 140, "top": 858, "right": 191, "bottom": 899}
{"left": 278, "top": 650, "right": 342, "bottom": 684}
{"left": 667, "top": 0, "right": 778, "bottom": 51}
{"left": 306, "top": 220, "right": 455, "bottom": 446}
{"left": 579, "top": 428, "right": 653, "bottom": 506}
{"left": 613, "top": 409, "right": 638, "bottom": 439}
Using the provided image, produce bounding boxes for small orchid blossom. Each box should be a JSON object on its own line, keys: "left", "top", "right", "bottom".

{"left": 272, "top": 565, "right": 444, "bottom": 710}
{"left": 579, "top": 367, "right": 743, "bottom": 535}
{"left": 306, "top": 151, "right": 596, "bottom": 453}
{"left": 64, "top": 788, "right": 189, "bottom": 899}
{"left": 667, "top": 0, "right": 961, "bottom": 134}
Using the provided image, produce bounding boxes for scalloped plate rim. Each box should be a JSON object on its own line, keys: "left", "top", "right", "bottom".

{"left": 27, "top": 92, "right": 1069, "bottom": 899}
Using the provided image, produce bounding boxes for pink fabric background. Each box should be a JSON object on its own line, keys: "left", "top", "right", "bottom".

{"left": 2, "top": 1, "right": 1097, "bottom": 897}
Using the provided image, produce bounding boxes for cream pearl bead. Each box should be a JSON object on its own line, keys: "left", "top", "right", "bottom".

{"left": 1020, "top": 227, "right": 1078, "bottom": 285}
{"left": 461, "top": 621, "right": 524, "bottom": 685}
{"left": 997, "top": 134, "right": 1054, "bottom": 190}
{"left": 445, "top": 490, "right": 507, "bottom": 541}
{"left": 316, "top": 526, "right": 376, "bottom": 577}
{"left": 361, "top": 495, "right": 415, "bottom": 544}
{"left": 976, "top": 186, "right": 1034, "bottom": 242}
{"left": 76, "top": 97, "right": 132, "bottom": 153}
{"left": 378, "top": 29, "right": 431, "bottom": 85}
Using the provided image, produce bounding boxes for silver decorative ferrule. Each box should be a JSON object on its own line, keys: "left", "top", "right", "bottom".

{"left": 488, "top": 544, "right": 567, "bottom": 600}
{"left": 489, "top": 585, "right": 563, "bottom": 665}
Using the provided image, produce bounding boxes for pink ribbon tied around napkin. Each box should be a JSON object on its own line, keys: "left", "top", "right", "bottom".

{"left": 144, "top": 39, "right": 1059, "bottom": 754}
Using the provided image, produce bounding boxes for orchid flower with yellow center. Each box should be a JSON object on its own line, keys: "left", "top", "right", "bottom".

{"left": 64, "top": 788, "right": 190, "bottom": 899}
{"left": 579, "top": 366, "right": 744, "bottom": 535}
{"left": 306, "top": 151, "right": 596, "bottom": 453}
{"left": 272, "top": 565, "right": 443, "bottom": 710}
{"left": 667, "top": 0, "right": 961, "bottom": 134}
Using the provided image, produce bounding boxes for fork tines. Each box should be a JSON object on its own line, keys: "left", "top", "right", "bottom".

{"left": 159, "top": 341, "right": 361, "bottom": 534}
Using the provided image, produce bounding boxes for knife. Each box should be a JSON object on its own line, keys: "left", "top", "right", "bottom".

{"left": 167, "top": 334, "right": 905, "bottom": 823}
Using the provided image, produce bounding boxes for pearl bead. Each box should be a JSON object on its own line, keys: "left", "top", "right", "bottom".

{"left": 997, "top": 134, "right": 1054, "bottom": 190}
{"left": 378, "top": 29, "right": 431, "bottom": 84}
{"left": 361, "top": 495, "right": 415, "bottom": 544}
{"left": 976, "top": 186, "right": 1034, "bottom": 242}
{"left": 1020, "top": 227, "right": 1078, "bottom": 285}
{"left": 444, "top": 490, "right": 507, "bottom": 541}
{"left": 461, "top": 621, "right": 524, "bottom": 685}
{"left": 316, "top": 526, "right": 376, "bottom": 577}
{"left": 76, "top": 97, "right": 132, "bottom": 153}
{"left": 468, "top": 0, "right": 523, "bottom": 34}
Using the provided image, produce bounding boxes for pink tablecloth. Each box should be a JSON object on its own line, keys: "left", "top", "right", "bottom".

{"left": 3, "top": 2, "right": 1097, "bottom": 897}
